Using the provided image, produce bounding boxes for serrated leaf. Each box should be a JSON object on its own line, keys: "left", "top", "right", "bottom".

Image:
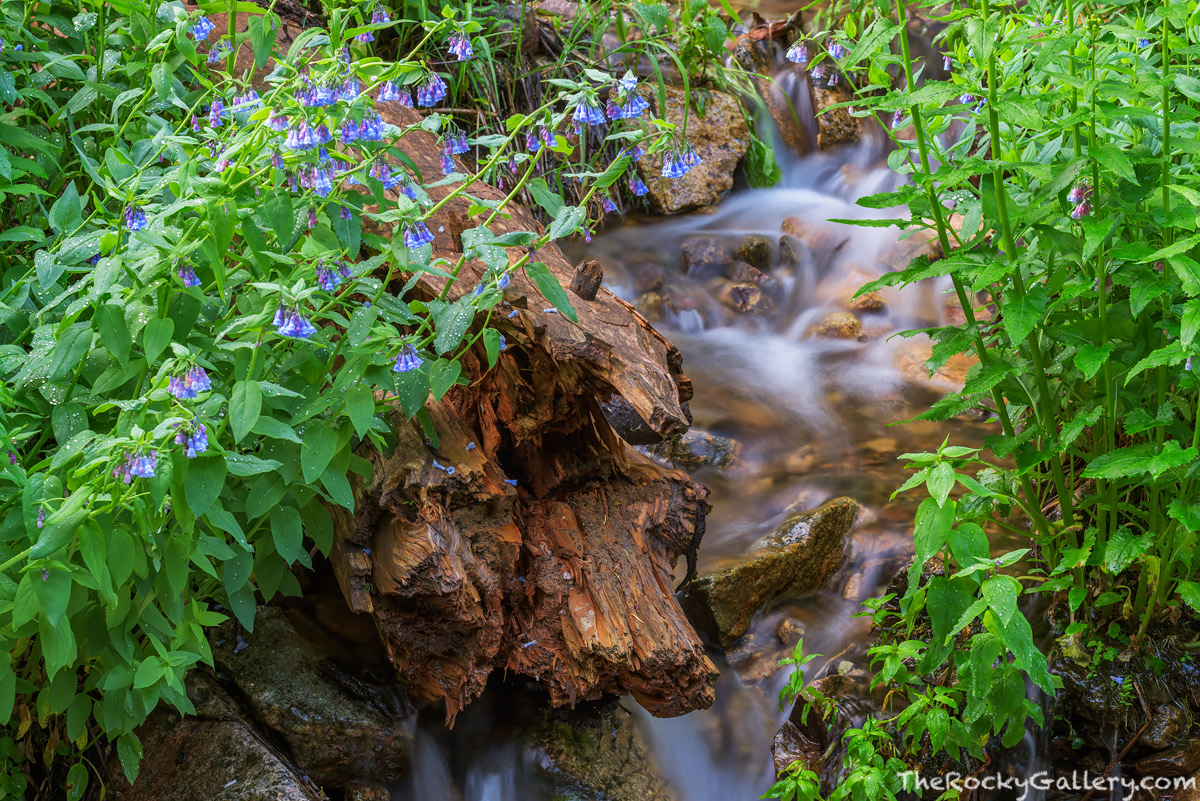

{"left": 1073, "top": 342, "right": 1113, "bottom": 379}
{"left": 1104, "top": 527, "right": 1151, "bottom": 575}
{"left": 999, "top": 286, "right": 1047, "bottom": 344}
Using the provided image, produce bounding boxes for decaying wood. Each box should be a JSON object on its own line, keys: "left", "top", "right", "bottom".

{"left": 569, "top": 259, "right": 604, "bottom": 301}
{"left": 201, "top": 7, "right": 718, "bottom": 725}
{"left": 328, "top": 104, "right": 717, "bottom": 722}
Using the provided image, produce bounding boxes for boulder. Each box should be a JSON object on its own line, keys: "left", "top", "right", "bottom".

{"left": 682, "top": 498, "right": 858, "bottom": 647}
{"left": 680, "top": 235, "right": 733, "bottom": 280}
{"left": 732, "top": 33, "right": 812, "bottom": 158}
{"left": 637, "top": 86, "right": 750, "bottom": 214}
{"left": 717, "top": 281, "right": 774, "bottom": 315}
{"left": 656, "top": 429, "right": 741, "bottom": 471}
{"left": 1134, "top": 739, "right": 1200, "bottom": 776}
{"left": 808, "top": 311, "right": 862, "bottom": 340}
{"left": 772, "top": 721, "right": 822, "bottom": 776}
{"left": 737, "top": 235, "right": 773, "bottom": 271}
{"left": 214, "top": 608, "right": 414, "bottom": 787}
{"left": 810, "top": 72, "right": 862, "bottom": 151}
{"left": 1143, "top": 704, "right": 1189, "bottom": 750}
{"left": 111, "top": 673, "right": 325, "bottom": 801}
{"left": 530, "top": 704, "right": 675, "bottom": 801}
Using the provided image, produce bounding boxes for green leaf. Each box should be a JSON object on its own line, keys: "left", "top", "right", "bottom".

{"left": 430, "top": 358, "right": 462, "bottom": 401}
{"left": 547, "top": 205, "right": 586, "bottom": 240}
{"left": 31, "top": 488, "right": 92, "bottom": 559}
{"left": 65, "top": 762, "right": 88, "bottom": 801}
{"left": 927, "top": 462, "right": 955, "bottom": 507}
{"left": 526, "top": 261, "right": 578, "bottom": 322}
{"left": 926, "top": 706, "right": 950, "bottom": 754}
{"left": 1091, "top": 143, "right": 1136, "bottom": 182}
{"left": 999, "top": 286, "right": 1047, "bottom": 344}
{"left": 1126, "top": 342, "right": 1187, "bottom": 384}
{"left": 1177, "top": 581, "right": 1200, "bottom": 614}
{"left": 1073, "top": 343, "right": 1113, "bottom": 380}
{"left": 227, "top": 584, "right": 257, "bottom": 631}
{"left": 432, "top": 301, "right": 475, "bottom": 355}
{"left": 1177, "top": 74, "right": 1200, "bottom": 102}
{"left": 264, "top": 190, "right": 294, "bottom": 242}
{"left": 230, "top": 380, "right": 262, "bottom": 443}
{"left": 981, "top": 575, "right": 1021, "bottom": 626}
{"left": 96, "top": 302, "right": 131, "bottom": 365}
{"left": 1104, "top": 526, "right": 1151, "bottom": 575}
{"left": 0, "top": 654, "right": 14, "bottom": 725}
{"left": 251, "top": 416, "right": 301, "bottom": 443}
{"left": 35, "top": 566, "right": 72, "bottom": 628}
{"left": 117, "top": 733, "right": 142, "bottom": 784}
{"left": 269, "top": 506, "right": 306, "bottom": 565}
{"left": 1082, "top": 444, "right": 1156, "bottom": 479}
{"left": 300, "top": 424, "right": 338, "bottom": 484}
{"left": 184, "top": 453, "right": 227, "bottom": 519}
{"left": 49, "top": 181, "right": 82, "bottom": 233}
{"left": 346, "top": 384, "right": 375, "bottom": 437}
{"left": 527, "top": 178, "right": 565, "bottom": 217}
{"left": 48, "top": 324, "right": 93, "bottom": 381}
{"left": 143, "top": 317, "right": 174, "bottom": 363}
{"left": 248, "top": 13, "right": 277, "bottom": 68}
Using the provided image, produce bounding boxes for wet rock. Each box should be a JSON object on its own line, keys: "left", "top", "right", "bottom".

{"left": 737, "top": 235, "right": 772, "bottom": 271}
{"left": 530, "top": 704, "right": 675, "bottom": 801}
{"left": 344, "top": 783, "right": 391, "bottom": 801}
{"left": 215, "top": 608, "right": 413, "bottom": 787}
{"left": 637, "top": 86, "right": 750, "bottom": 214}
{"left": 1143, "top": 704, "right": 1189, "bottom": 750}
{"left": 811, "top": 73, "right": 862, "bottom": 151}
{"left": 777, "top": 619, "right": 806, "bottom": 646}
{"left": 681, "top": 235, "right": 733, "bottom": 280}
{"left": 637, "top": 292, "right": 666, "bottom": 322}
{"left": 112, "top": 677, "right": 325, "bottom": 801}
{"left": 779, "top": 234, "right": 810, "bottom": 267}
{"left": 781, "top": 217, "right": 847, "bottom": 259}
{"left": 683, "top": 497, "right": 859, "bottom": 647}
{"left": 732, "top": 33, "right": 811, "bottom": 157}
{"left": 1134, "top": 739, "right": 1200, "bottom": 776}
{"left": 850, "top": 291, "right": 885, "bottom": 314}
{"left": 601, "top": 394, "right": 665, "bottom": 445}
{"left": 879, "top": 229, "right": 941, "bottom": 272}
{"left": 893, "top": 339, "right": 976, "bottom": 394}
{"left": 773, "top": 721, "right": 822, "bottom": 776}
{"left": 718, "top": 281, "right": 774, "bottom": 315}
{"left": 657, "top": 429, "right": 741, "bottom": 471}
{"left": 808, "top": 311, "right": 862, "bottom": 340}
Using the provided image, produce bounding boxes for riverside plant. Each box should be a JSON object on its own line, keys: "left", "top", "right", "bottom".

{"left": 0, "top": 0, "right": 715, "bottom": 795}
{"left": 768, "top": 0, "right": 1200, "bottom": 798}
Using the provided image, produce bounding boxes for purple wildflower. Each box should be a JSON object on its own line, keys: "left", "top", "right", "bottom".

{"left": 191, "top": 16, "right": 215, "bottom": 40}
{"left": 372, "top": 7, "right": 390, "bottom": 24}
{"left": 314, "top": 167, "right": 333, "bottom": 197}
{"left": 573, "top": 99, "right": 606, "bottom": 126}
{"left": 829, "top": 41, "right": 846, "bottom": 59}
{"left": 441, "top": 154, "right": 455, "bottom": 175}
{"left": 416, "top": 73, "right": 447, "bottom": 107}
{"left": 359, "top": 113, "right": 385, "bottom": 141}
{"left": 394, "top": 344, "right": 423, "bottom": 372}
{"left": 629, "top": 174, "right": 648, "bottom": 196}
{"left": 338, "top": 78, "right": 360, "bottom": 102}
{"left": 601, "top": 196, "right": 617, "bottom": 213}
{"left": 276, "top": 306, "right": 318, "bottom": 338}
{"left": 206, "top": 38, "right": 232, "bottom": 64}
{"left": 1070, "top": 201, "right": 1092, "bottom": 220}
{"left": 179, "top": 265, "right": 201, "bottom": 287}
{"left": 37, "top": 508, "right": 45, "bottom": 528}
{"left": 943, "top": 55, "right": 952, "bottom": 72}
{"left": 208, "top": 99, "right": 225, "bottom": 127}
{"left": 378, "top": 81, "right": 401, "bottom": 103}
{"left": 403, "top": 222, "right": 435, "bottom": 249}
{"left": 125, "top": 204, "right": 147, "bottom": 231}
{"left": 7, "top": 451, "right": 16, "bottom": 465}
{"left": 787, "top": 42, "right": 808, "bottom": 65}
{"left": 267, "top": 111, "right": 289, "bottom": 131}
{"left": 174, "top": 423, "right": 209, "bottom": 458}
{"left": 168, "top": 365, "right": 212, "bottom": 399}
{"left": 307, "top": 208, "right": 318, "bottom": 228}
{"left": 448, "top": 33, "right": 473, "bottom": 60}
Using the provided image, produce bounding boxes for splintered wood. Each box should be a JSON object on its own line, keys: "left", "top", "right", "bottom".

{"left": 328, "top": 104, "right": 717, "bottom": 724}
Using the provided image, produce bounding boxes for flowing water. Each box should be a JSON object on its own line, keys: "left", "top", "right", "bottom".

{"left": 384, "top": 48, "right": 1023, "bottom": 801}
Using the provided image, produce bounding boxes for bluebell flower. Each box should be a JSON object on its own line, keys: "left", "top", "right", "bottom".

{"left": 206, "top": 38, "right": 232, "bottom": 63}
{"left": 607, "top": 94, "right": 649, "bottom": 120}
{"left": 508, "top": 157, "right": 518, "bottom": 175}
{"left": 573, "top": 99, "right": 606, "bottom": 126}
{"left": 271, "top": 150, "right": 284, "bottom": 170}
{"left": 88, "top": 253, "right": 101, "bottom": 265}
{"left": 445, "top": 133, "right": 470, "bottom": 155}
{"left": 398, "top": 87, "right": 413, "bottom": 107}
{"left": 125, "top": 204, "right": 147, "bottom": 231}
{"left": 498, "top": 334, "right": 507, "bottom": 351}
{"left": 1069, "top": 200, "right": 1091, "bottom": 220}
{"left": 498, "top": 272, "right": 511, "bottom": 290}
{"left": 175, "top": 423, "right": 209, "bottom": 458}
{"left": 359, "top": 113, "right": 385, "bottom": 141}
{"left": 192, "top": 115, "right": 200, "bottom": 132}
{"left": 340, "top": 205, "right": 352, "bottom": 220}
{"left": 36, "top": 508, "right": 44, "bottom": 528}
{"left": 356, "top": 29, "right": 375, "bottom": 43}
{"left": 448, "top": 33, "right": 473, "bottom": 60}
{"left": 232, "top": 90, "right": 262, "bottom": 112}
{"left": 830, "top": 71, "right": 840, "bottom": 87}
{"left": 208, "top": 99, "right": 225, "bottom": 127}
{"left": 378, "top": 80, "right": 401, "bottom": 103}
{"left": 973, "top": 98, "right": 985, "bottom": 113}
{"left": 943, "top": 55, "right": 952, "bottom": 72}
{"left": 829, "top": 41, "right": 846, "bottom": 59}
{"left": 316, "top": 259, "right": 350, "bottom": 290}
{"left": 507, "top": 308, "right": 519, "bottom": 319}
{"left": 1067, "top": 182, "right": 1092, "bottom": 204}
{"left": 812, "top": 63, "right": 826, "bottom": 80}
{"left": 622, "top": 144, "right": 645, "bottom": 162}
{"left": 629, "top": 174, "right": 648, "bottom": 196}
{"left": 13, "top": 44, "right": 21, "bottom": 52}
{"left": 399, "top": 179, "right": 418, "bottom": 200}
{"left": 192, "top": 16, "right": 215, "bottom": 40}
{"left": 959, "top": 93, "right": 975, "bottom": 105}
{"left": 168, "top": 365, "right": 212, "bottom": 399}
{"left": 542, "top": 127, "right": 560, "bottom": 148}
{"left": 372, "top": 7, "right": 391, "bottom": 24}
{"left": 441, "top": 154, "right": 455, "bottom": 175}
{"left": 416, "top": 73, "right": 447, "bottom": 107}
{"left": 662, "top": 150, "right": 693, "bottom": 178}
{"left": 1139, "top": 37, "right": 1150, "bottom": 48}
{"left": 272, "top": 303, "right": 286, "bottom": 328}
{"left": 8, "top": 450, "right": 16, "bottom": 465}
{"left": 314, "top": 167, "right": 333, "bottom": 197}
{"left": 114, "top": 450, "right": 158, "bottom": 482}
{"left": 308, "top": 83, "right": 337, "bottom": 107}
{"left": 601, "top": 195, "right": 617, "bottom": 213}
{"left": 526, "top": 131, "right": 541, "bottom": 153}
{"left": 266, "top": 111, "right": 289, "bottom": 131}
{"left": 338, "top": 78, "right": 360, "bottom": 102}
{"left": 277, "top": 306, "right": 318, "bottom": 338}
{"left": 394, "top": 343, "right": 423, "bottom": 372}
{"left": 786, "top": 42, "right": 808, "bottom": 65}
{"left": 313, "top": 123, "right": 333, "bottom": 145}
{"left": 179, "top": 265, "right": 201, "bottom": 287}
{"left": 307, "top": 208, "right": 318, "bottom": 228}
{"left": 404, "top": 221, "right": 435, "bottom": 249}
{"left": 619, "top": 74, "right": 638, "bottom": 92}
{"left": 341, "top": 119, "right": 360, "bottom": 144}
{"left": 892, "top": 109, "right": 903, "bottom": 129}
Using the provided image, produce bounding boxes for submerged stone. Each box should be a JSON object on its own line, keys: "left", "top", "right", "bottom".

{"left": 215, "top": 608, "right": 414, "bottom": 788}
{"left": 682, "top": 497, "right": 859, "bottom": 647}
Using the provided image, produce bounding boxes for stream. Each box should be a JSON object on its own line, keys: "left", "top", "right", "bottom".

{"left": 385, "top": 72, "right": 1004, "bottom": 800}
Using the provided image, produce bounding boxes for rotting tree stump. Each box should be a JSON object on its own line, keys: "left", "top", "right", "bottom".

{"left": 198, "top": 3, "right": 719, "bottom": 724}
{"left": 326, "top": 108, "right": 718, "bottom": 723}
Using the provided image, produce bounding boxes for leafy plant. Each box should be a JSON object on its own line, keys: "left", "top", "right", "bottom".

{"left": 0, "top": 0, "right": 722, "bottom": 794}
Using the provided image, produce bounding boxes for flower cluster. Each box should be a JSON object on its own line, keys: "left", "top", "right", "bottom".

{"left": 1068, "top": 182, "right": 1093, "bottom": 219}
{"left": 114, "top": 451, "right": 157, "bottom": 483}
{"left": 169, "top": 365, "right": 212, "bottom": 399}
{"left": 191, "top": 16, "right": 215, "bottom": 41}
{"left": 174, "top": 423, "right": 210, "bottom": 459}
{"left": 274, "top": 304, "right": 318, "bottom": 338}
{"left": 606, "top": 76, "right": 649, "bottom": 120}
{"left": 206, "top": 37, "right": 232, "bottom": 64}
{"left": 316, "top": 259, "right": 351, "bottom": 291}
{"left": 403, "top": 222, "right": 435, "bottom": 250}
{"left": 416, "top": 73, "right": 448, "bottom": 107}
{"left": 662, "top": 146, "right": 702, "bottom": 179}
{"left": 786, "top": 41, "right": 808, "bottom": 65}
{"left": 448, "top": 32, "right": 473, "bottom": 60}
{"left": 125, "top": 204, "right": 147, "bottom": 231}
{"left": 394, "top": 343, "right": 423, "bottom": 372}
